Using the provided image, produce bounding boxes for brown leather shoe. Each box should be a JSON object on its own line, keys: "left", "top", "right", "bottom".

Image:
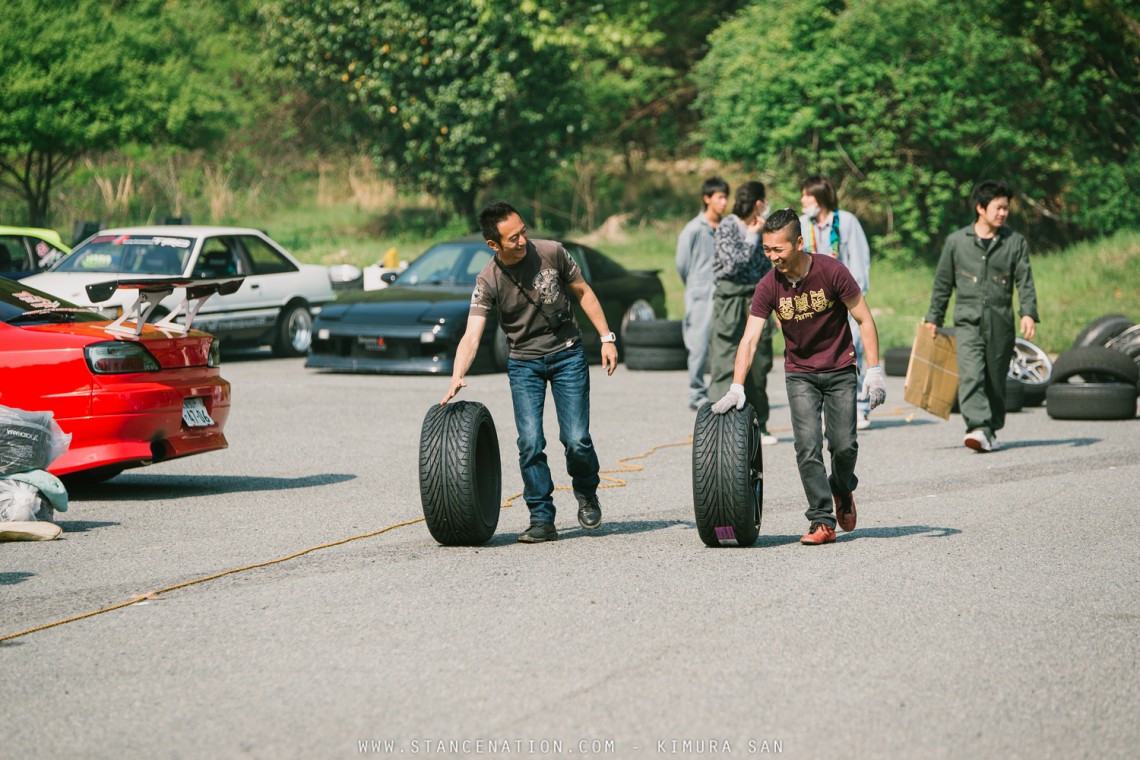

{"left": 833, "top": 489, "right": 857, "bottom": 532}
{"left": 800, "top": 522, "right": 836, "bottom": 545}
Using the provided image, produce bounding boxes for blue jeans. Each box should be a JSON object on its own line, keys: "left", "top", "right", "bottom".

{"left": 785, "top": 366, "right": 859, "bottom": 528}
{"left": 507, "top": 343, "right": 600, "bottom": 524}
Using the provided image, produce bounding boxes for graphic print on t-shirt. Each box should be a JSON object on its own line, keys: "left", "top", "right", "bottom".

{"left": 534, "top": 268, "right": 562, "bottom": 304}
{"left": 777, "top": 289, "right": 834, "bottom": 322}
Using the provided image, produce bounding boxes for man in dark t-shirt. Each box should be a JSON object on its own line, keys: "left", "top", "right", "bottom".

{"left": 442, "top": 200, "right": 618, "bottom": 543}
{"left": 711, "top": 208, "right": 887, "bottom": 545}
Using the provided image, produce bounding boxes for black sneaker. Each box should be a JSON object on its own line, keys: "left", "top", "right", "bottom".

{"left": 518, "top": 523, "right": 557, "bottom": 543}
{"left": 577, "top": 497, "right": 602, "bottom": 530}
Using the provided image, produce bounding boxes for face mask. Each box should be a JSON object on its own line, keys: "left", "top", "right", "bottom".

{"left": 802, "top": 203, "right": 819, "bottom": 219}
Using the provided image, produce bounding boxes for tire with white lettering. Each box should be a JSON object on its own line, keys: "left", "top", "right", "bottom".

{"left": 623, "top": 344, "right": 688, "bottom": 371}
{"left": 1046, "top": 383, "right": 1137, "bottom": 420}
{"left": 419, "top": 401, "right": 501, "bottom": 546}
{"left": 1050, "top": 346, "right": 1139, "bottom": 386}
{"left": 272, "top": 300, "right": 314, "bottom": 357}
{"left": 1072, "top": 314, "right": 1134, "bottom": 349}
{"left": 692, "top": 403, "right": 762, "bottom": 548}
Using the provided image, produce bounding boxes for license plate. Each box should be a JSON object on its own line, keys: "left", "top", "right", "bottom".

{"left": 182, "top": 397, "right": 214, "bottom": 427}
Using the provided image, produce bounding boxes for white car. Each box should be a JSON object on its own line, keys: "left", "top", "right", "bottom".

{"left": 24, "top": 226, "right": 335, "bottom": 356}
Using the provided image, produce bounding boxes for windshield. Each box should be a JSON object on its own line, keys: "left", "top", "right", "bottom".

{"left": 396, "top": 242, "right": 493, "bottom": 286}
{"left": 0, "top": 278, "right": 104, "bottom": 325}
{"left": 54, "top": 234, "right": 194, "bottom": 276}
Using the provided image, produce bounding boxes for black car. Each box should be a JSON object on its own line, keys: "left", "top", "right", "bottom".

{"left": 306, "top": 237, "right": 665, "bottom": 374}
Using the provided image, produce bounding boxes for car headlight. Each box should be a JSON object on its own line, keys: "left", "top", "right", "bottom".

{"left": 85, "top": 342, "right": 160, "bottom": 374}
{"left": 207, "top": 338, "right": 222, "bottom": 367}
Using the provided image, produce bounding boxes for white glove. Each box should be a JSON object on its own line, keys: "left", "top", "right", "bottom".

{"left": 861, "top": 366, "right": 886, "bottom": 410}
{"left": 711, "top": 383, "right": 746, "bottom": 415}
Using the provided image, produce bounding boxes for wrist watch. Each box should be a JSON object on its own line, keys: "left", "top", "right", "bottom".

{"left": 600, "top": 331, "right": 617, "bottom": 343}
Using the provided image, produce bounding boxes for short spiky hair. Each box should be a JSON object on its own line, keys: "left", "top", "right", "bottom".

{"left": 763, "top": 207, "right": 802, "bottom": 242}
{"left": 973, "top": 180, "right": 1012, "bottom": 212}
{"left": 479, "top": 199, "right": 520, "bottom": 243}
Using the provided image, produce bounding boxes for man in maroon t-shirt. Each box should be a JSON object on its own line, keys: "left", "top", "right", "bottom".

{"left": 711, "top": 208, "right": 887, "bottom": 545}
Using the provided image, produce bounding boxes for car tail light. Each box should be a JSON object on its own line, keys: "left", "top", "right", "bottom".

{"left": 207, "top": 338, "right": 221, "bottom": 367}
{"left": 84, "top": 342, "right": 160, "bottom": 374}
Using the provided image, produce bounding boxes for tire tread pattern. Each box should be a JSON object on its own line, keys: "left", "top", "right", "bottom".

{"left": 419, "top": 401, "right": 501, "bottom": 545}
{"left": 692, "top": 404, "right": 761, "bottom": 548}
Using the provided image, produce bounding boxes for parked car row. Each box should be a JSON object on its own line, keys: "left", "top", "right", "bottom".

{"left": 1, "top": 227, "right": 665, "bottom": 483}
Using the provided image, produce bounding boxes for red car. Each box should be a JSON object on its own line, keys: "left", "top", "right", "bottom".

{"left": 0, "top": 276, "right": 232, "bottom": 483}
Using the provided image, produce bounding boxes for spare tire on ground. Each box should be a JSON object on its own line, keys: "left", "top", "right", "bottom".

{"left": 419, "top": 401, "right": 502, "bottom": 546}
{"left": 1072, "top": 314, "right": 1134, "bottom": 349}
{"left": 1046, "top": 383, "right": 1137, "bottom": 420}
{"left": 623, "top": 344, "right": 688, "bottom": 370}
{"left": 884, "top": 346, "right": 911, "bottom": 377}
{"left": 1051, "top": 346, "right": 1140, "bottom": 386}
{"left": 692, "top": 403, "right": 763, "bottom": 548}
{"left": 1106, "top": 324, "right": 1140, "bottom": 369}
{"left": 1004, "top": 377, "right": 1025, "bottom": 412}
{"left": 1009, "top": 338, "right": 1052, "bottom": 407}
{"left": 621, "top": 318, "right": 685, "bottom": 348}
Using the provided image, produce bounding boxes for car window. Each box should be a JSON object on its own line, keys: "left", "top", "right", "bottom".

{"left": 463, "top": 248, "right": 494, "bottom": 279}
{"left": 0, "top": 278, "right": 103, "bottom": 324}
{"left": 194, "top": 239, "right": 243, "bottom": 277}
{"left": 399, "top": 243, "right": 473, "bottom": 285}
{"left": 0, "top": 235, "right": 28, "bottom": 272}
{"left": 239, "top": 235, "right": 297, "bottom": 275}
{"left": 54, "top": 235, "right": 192, "bottom": 275}
{"left": 580, "top": 245, "right": 626, "bottom": 280}
{"left": 29, "top": 236, "right": 67, "bottom": 270}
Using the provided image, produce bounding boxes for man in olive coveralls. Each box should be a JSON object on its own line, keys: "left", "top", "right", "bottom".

{"left": 925, "top": 180, "right": 1038, "bottom": 453}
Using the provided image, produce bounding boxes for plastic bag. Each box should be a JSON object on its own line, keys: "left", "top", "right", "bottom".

{"left": 0, "top": 479, "right": 48, "bottom": 522}
{"left": 0, "top": 405, "right": 72, "bottom": 476}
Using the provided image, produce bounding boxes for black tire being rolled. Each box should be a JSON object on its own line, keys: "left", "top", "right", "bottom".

{"left": 1046, "top": 383, "right": 1137, "bottom": 421}
{"left": 1051, "top": 346, "right": 1140, "bottom": 386}
{"left": 692, "top": 403, "right": 763, "bottom": 548}
{"left": 1072, "top": 314, "right": 1134, "bottom": 349}
{"left": 623, "top": 344, "right": 688, "bottom": 371}
{"left": 419, "top": 401, "right": 502, "bottom": 546}
{"left": 621, "top": 318, "right": 684, "bottom": 348}
{"left": 884, "top": 347, "right": 911, "bottom": 377}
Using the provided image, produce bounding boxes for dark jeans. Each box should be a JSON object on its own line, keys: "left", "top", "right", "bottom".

{"left": 507, "top": 343, "right": 600, "bottom": 524}
{"left": 785, "top": 366, "right": 859, "bottom": 528}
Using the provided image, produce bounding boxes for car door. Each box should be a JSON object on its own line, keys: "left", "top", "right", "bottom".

{"left": 188, "top": 235, "right": 268, "bottom": 342}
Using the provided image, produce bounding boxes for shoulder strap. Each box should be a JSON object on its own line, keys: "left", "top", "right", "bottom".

{"left": 493, "top": 256, "right": 545, "bottom": 312}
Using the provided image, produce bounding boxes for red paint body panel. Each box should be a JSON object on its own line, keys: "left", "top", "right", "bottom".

{"left": 0, "top": 320, "right": 230, "bottom": 477}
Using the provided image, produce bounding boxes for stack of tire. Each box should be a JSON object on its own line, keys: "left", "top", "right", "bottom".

{"left": 1047, "top": 314, "right": 1139, "bottom": 420}
{"left": 621, "top": 318, "right": 687, "bottom": 371}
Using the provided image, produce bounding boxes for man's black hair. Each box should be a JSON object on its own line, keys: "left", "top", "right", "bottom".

{"left": 701, "top": 176, "right": 729, "bottom": 205}
{"left": 973, "top": 180, "right": 1012, "bottom": 213}
{"left": 479, "top": 199, "right": 520, "bottom": 243}
{"left": 763, "top": 207, "right": 801, "bottom": 242}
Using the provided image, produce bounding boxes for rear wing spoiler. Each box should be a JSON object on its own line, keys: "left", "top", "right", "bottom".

{"left": 85, "top": 277, "right": 244, "bottom": 337}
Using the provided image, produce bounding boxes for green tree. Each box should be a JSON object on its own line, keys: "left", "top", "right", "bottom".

{"left": 263, "top": 0, "right": 587, "bottom": 222}
{"left": 695, "top": 0, "right": 1140, "bottom": 258}
{"left": 0, "top": 0, "right": 233, "bottom": 226}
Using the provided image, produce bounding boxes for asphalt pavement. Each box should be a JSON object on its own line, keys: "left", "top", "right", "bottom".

{"left": 3, "top": 354, "right": 1138, "bottom": 759}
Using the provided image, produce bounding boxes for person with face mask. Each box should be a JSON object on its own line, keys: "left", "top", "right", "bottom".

{"left": 799, "top": 176, "right": 873, "bottom": 428}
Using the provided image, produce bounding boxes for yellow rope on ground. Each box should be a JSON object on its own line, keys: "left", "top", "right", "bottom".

{"left": 2, "top": 405, "right": 922, "bottom": 643}
{"left": 1, "top": 436, "right": 697, "bottom": 644}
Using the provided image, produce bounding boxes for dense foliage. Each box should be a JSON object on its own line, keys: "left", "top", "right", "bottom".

{"left": 0, "top": 0, "right": 1134, "bottom": 256}
{"left": 695, "top": 0, "right": 1140, "bottom": 259}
